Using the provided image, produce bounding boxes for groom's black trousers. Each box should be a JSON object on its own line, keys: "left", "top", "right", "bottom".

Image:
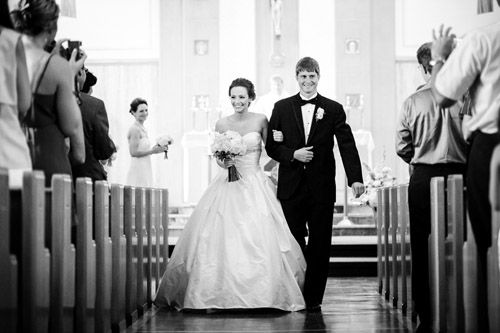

{"left": 280, "top": 175, "right": 334, "bottom": 307}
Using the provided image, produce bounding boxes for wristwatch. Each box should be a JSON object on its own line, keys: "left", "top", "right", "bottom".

{"left": 430, "top": 58, "right": 446, "bottom": 66}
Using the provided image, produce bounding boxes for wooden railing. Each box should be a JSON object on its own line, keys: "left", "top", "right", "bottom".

{"left": 377, "top": 145, "right": 500, "bottom": 332}
{"left": 0, "top": 170, "right": 169, "bottom": 333}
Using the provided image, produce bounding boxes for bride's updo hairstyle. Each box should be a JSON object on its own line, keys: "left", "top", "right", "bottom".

{"left": 228, "top": 78, "right": 256, "bottom": 104}
{"left": 129, "top": 97, "right": 148, "bottom": 115}
{"left": 11, "top": 0, "right": 59, "bottom": 36}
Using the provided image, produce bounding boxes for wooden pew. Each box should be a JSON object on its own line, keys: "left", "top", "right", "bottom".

{"left": 124, "top": 186, "right": 138, "bottom": 325}
{"left": 397, "top": 184, "right": 410, "bottom": 316}
{"left": 445, "top": 175, "right": 465, "bottom": 332}
{"left": 429, "top": 177, "right": 446, "bottom": 332}
{"left": 153, "top": 188, "right": 161, "bottom": 292}
{"left": 389, "top": 187, "right": 399, "bottom": 307}
{"left": 160, "top": 188, "right": 169, "bottom": 275}
{"left": 49, "top": 175, "right": 75, "bottom": 333}
{"left": 463, "top": 213, "right": 479, "bottom": 332}
{"left": 145, "top": 188, "right": 156, "bottom": 306}
{"left": 135, "top": 187, "right": 148, "bottom": 315}
{"left": 21, "top": 171, "right": 51, "bottom": 333}
{"left": 3, "top": 170, "right": 170, "bottom": 332}
{"left": 381, "top": 187, "right": 391, "bottom": 301}
{"left": 0, "top": 169, "right": 18, "bottom": 333}
{"left": 110, "top": 184, "right": 127, "bottom": 332}
{"left": 75, "top": 178, "right": 96, "bottom": 333}
{"left": 94, "top": 181, "right": 112, "bottom": 333}
{"left": 377, "top": 188, "right": 384, "bottom": 295}
{"left": 488, "top": 145, "right": 500, "bottom": 332}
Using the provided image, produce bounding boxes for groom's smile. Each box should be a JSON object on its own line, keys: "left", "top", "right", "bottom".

{"left": 296, "top": 70, "right": 320, "bottom": 98}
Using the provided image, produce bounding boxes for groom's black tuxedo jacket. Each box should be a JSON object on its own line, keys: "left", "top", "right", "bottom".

{"left": 266, "top": 93, "right": 363, "bottom": 204}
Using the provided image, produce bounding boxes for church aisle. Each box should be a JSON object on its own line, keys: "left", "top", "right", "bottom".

{"left": 124, "top": 277, "right": 416, "bottom": 332}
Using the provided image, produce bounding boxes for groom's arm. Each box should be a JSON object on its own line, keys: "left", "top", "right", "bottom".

{"left": 265, "top": 107, "right": 296, "bottom": 167}
{"left": 334, "top": 106, "right": 364, "bottom": 186}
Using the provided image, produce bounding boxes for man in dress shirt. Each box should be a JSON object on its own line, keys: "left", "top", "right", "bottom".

{"left": 396, "top": 42, "right": 467, "bottom": 332}
{"left": 431, "top": 12, "right": 500, "bottom": 331}
{"left": 266, "top": 56, "right": 364, "bottom": 312}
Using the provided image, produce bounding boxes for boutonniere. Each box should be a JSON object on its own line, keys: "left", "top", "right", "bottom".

{"left": 316, "top": 108, "right": 325, "bottom": 121}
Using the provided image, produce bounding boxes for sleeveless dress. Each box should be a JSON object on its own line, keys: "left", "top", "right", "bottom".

{"left": 126, "top": 122, "right": 153, "bottom": 187}
{"left": 0, "top": 28, "right": 32, "bottom": 186}
{"left": 25, "top": 53, "right": 73, "bottom": 187}
{"left": 154, "top": 132, "right": 306, "bottom": 311}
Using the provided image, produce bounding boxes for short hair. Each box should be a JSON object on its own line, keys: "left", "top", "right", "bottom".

{"left": 416, "top": 42, "right": 433, "bottom": 75}
{"left": 228, "top": 78, "right": 256, "bottom": 101}
{"left": 11, "top": 0, "right": 60, "bottom": 36}
{"left": 295, "top": 57, "right": 320, "bottom": 76}
{"left": 82, "top": 71, "right": 97, "bottom": 94}
{"left": 129, "top": 97, "right": 148, "bottom": 114}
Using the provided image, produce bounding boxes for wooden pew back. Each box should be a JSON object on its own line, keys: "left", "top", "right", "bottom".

{"left": 488, "top": 145, "right": 500, "bottom": 332}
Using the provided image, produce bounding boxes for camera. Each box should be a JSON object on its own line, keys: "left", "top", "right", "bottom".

{"left": 66, "top": 40, "right": 82, "bottom": 61}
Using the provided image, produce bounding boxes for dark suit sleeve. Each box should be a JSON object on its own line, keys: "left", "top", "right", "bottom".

{"left": 265, "top": 103, "right": 296, "bottom": 167}
{"left": 92, "top": 100, "right": 116, "bottom": 160}
{"left": 334, "top": 104, "right": 364, "bottom": 186}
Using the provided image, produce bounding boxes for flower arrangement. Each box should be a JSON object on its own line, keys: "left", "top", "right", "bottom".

{"left": 156, "top": 133, "right": 174, "bottom": 159}
{"left": 358, "top": 151, "right": 397, "bottom": 207}
{"left": 211, "top": 131, "right": 247, "bottom": 182}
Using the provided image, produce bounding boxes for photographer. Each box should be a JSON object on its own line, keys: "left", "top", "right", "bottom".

{"left": 71, "top": 60, "right": 117, "bottom": 183}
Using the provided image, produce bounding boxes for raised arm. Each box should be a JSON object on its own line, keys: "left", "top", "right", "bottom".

{"left": 52, "top": 56, "right": 85, "bottom": 164}
{"left": 15, "top": 36, "right": 31, "bottom": 116}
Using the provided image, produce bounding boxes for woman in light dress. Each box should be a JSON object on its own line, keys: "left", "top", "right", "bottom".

{"left": 0, "top": 0, "right": 31, "bottom": 187}
{"left": 126, "top": 97, "right": 166, "bottom": 187}
{"left": 154, "top": 78, "right": 306, "bottom": 312}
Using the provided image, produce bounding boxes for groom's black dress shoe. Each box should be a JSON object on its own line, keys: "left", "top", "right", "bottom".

{"left": 306, "top": 304, "right": 322, "bottom": 312}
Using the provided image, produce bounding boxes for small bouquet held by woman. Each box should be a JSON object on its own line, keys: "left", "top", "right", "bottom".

{"left": 211, "top": 131, "right": 247, "bottom": 182}
{"left": 156, "top": 133, "right": 174, "bottom": 159}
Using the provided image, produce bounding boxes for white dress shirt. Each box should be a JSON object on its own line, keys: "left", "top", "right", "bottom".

{"left": 300, "top": 93, "right": 317, "bottom": 143}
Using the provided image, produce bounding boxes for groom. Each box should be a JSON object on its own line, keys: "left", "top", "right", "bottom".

{"left": 266, "top": 56, "right": 365, "bottom": 311}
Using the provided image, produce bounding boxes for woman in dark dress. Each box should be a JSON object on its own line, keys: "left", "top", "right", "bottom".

{"left": 11, "top": 0, "right": 85, "bottom": 185}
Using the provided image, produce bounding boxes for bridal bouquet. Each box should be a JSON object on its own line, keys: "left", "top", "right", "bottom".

{"left": 211, "top": 131, "right": 247, "bottom": 182}
{"left": 156, "top": 133, "right": 174, "bottom": 159}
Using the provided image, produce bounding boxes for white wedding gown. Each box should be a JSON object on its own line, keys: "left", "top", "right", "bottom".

{"left": 154, "top": 132, "right": 306, "bottom": 311}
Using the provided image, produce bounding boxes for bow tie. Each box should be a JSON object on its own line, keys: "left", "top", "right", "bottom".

{"left": 299, "top": 96, "right": 318, "bottom": 106}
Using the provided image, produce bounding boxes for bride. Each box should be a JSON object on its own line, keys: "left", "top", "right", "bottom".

{"left": 154, "top": 78, "right": 306, "bottom": 311}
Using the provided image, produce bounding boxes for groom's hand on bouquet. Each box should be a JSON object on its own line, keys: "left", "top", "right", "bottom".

{"left": 293, "top": 146, "right": 314, "bottom": 163}
{"left": 351, "top": 182, "right": 365, "bottom": 198}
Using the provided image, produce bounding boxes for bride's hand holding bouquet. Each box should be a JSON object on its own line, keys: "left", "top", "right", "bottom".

{"left": 156, "top": 133, "right": 174, "bottom": 159}
{"left": 211, "top": 131, "right": 247, "bottom": 182}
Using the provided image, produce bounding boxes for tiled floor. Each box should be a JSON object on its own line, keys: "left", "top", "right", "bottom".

{"left": 124, "top": 277, "right": 417, "bottom": 332}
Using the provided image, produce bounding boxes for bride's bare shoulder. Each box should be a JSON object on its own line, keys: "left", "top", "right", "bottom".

{"left": 215, "top": 117, "right": 231, "bottom": 133}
